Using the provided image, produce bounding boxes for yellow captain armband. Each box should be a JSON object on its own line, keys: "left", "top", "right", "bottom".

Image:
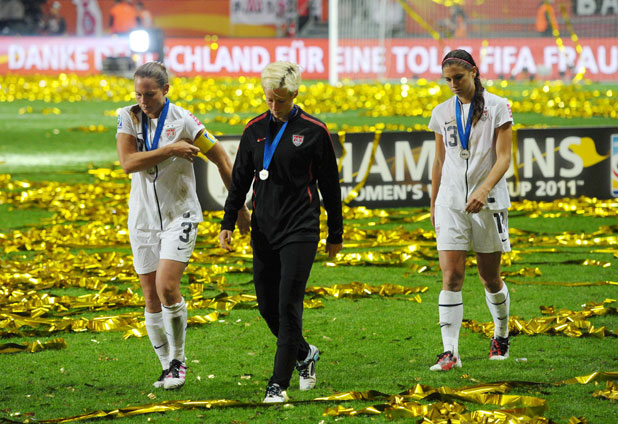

{"left": 194, "top": 129, "right": 217, "bottom": 154}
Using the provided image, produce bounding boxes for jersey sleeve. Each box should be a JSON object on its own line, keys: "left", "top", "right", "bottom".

{"left": 495, "top": 97, "right": 514, "bottom": 127}
{"left": 428, "top": 107, "right": 442, "bottom": 133}
{"left": 116, "top": 107, "right": 138, "bottom": 138}
{"left": 183, "top": 110, "right": 206, "bottom": 141}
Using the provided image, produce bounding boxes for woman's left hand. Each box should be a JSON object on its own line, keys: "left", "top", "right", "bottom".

{"left": 171, "top": 139, "right": 200, "bottom": 162}
{"left": 325, "top": 242, "right": 342, "bottom": 258}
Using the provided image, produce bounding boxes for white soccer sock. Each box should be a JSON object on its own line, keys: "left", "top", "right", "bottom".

{"left": 485, "top": 282, "right": 510, "bottom": 339}
{"left": 144, "top": 310, "right": 169, "bottom": 369}
{"left": 162, "top": 297, "right": 187, "bottom": 364}
{"left": 438, "top": 290, "right": 463, "bottom": 356}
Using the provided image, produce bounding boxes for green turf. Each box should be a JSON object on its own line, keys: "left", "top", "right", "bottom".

{"left": 1, "top": 81, "right": 617, "bottom": 423}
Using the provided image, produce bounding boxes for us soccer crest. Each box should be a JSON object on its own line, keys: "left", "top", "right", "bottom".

{"left": 165, "top": 125, "right": 176, "bottom": 139}
{"left": 292, "top": 134, "right": 304, "bottom": 146}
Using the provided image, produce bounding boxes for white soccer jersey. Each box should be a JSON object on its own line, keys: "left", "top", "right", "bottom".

{"left": 429, "top": 90, "right": 513, "bottom": 211}
{"left": 116, "top": 102, "right": 205, "bottom": 231}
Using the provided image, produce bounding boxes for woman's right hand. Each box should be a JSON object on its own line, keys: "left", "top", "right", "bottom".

{"left": 219, "top": 230, "right": 233, "bottom": 252}
{"left": 237, "top": 206, "right": 251, "bottom": 234}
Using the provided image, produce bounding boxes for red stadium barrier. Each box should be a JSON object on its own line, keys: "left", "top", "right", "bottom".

{"left": 1, "top": 36, "right": 617, "bottom": 81}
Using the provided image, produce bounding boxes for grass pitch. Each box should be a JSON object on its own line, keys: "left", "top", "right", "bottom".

{"left": 0, "top": 80, "right": 617, "bottom": 423}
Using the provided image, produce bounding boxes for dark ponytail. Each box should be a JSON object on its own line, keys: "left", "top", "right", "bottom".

{"left": 442, "top": 49, "right": 485, "bottom": 126}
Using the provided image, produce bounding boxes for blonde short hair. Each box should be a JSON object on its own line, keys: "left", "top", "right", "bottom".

{"left": 261, "top": 61, "right": 301, "bottom": 94}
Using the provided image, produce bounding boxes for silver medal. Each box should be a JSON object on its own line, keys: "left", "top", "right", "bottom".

{"left": 259, "top": 169, "right": 269, "bottom": 180}
{"left": 460, "top": 149, "right": 470, "bottom": 160}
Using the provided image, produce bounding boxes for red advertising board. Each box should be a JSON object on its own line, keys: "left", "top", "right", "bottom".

{"left": 1, "top": 36, "right": 617, "bottom": 81}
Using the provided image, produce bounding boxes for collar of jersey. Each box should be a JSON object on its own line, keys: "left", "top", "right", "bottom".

{"left": 269, "top": 105, "right": 299, "bottom": 123}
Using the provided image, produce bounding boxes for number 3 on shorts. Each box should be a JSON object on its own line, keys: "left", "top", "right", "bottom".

{"left": 179, "top": 221, "right": 192, "bottom": 243}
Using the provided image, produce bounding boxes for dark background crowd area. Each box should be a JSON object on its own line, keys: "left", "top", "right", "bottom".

{"left": 0, "top": 0, "right": 66, "bottom": 36}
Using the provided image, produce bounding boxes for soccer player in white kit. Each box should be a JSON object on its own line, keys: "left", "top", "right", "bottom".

{"left": 428, "top": 49, "right": 513, "bottom": 371}
{"left": 116, "top": 62, "right": 250, "bottom": 389}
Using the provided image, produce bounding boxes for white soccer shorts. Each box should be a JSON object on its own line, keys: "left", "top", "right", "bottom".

{"left": 129, "top": 217, "right": 199, "bottom": 274}
{"left": 435, "top": 205, "right": 511, "bottom": 253}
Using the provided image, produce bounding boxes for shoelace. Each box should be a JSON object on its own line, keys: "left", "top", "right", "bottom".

{"left": 298, "top": 363, "right": 312, "bottom": 378}
{"left": 437, "top": 351, "right": 454, "bottom": 363}
{"left": 491, "top": 339, "right": 507, "bottom": 355}
{"left": 266, "top": 385, "right": 282, "bottom": 397}
{"left": 168, "top": 360, "right": 182, "bottom": 378}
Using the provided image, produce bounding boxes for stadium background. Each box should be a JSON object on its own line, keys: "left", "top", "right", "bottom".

{"left": 1, "top": 1, "right": 617, "bottom": 423}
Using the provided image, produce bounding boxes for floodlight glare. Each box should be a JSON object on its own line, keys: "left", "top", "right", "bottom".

{"left": 129, "top": 30, "right": 150, "bottom": 53}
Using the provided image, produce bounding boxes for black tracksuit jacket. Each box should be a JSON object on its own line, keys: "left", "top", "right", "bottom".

{"left": 221, "top": 106, "right": 343, "bottom": 249}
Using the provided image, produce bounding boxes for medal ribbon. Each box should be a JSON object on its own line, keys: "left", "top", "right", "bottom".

{"left": 455, "top": 97, "right": 473, "bottom": 152}
{"left": 141, "top": 98, "right": 170, "bottom": 151}
{"left": 262, "top": 106, "right": 297, "bottom": 172}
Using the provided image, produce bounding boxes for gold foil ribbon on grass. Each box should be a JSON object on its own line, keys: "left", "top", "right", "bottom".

{"left": 557, "top": 371, "right": 618, "bottom": 385}
{"left": 31, "top": 375, "right": 618, "bottom": 423}
{"left": 0, "top": 337, "right": 66, "bottom": 354}
{"left": 306, "top": 282, "right": 428, "bottom": 301}
{"left": 463, "top": 299, "right": 618, "bottom": 338}
{"left": 592, "top": 381, "right": 618, "bottom": 401}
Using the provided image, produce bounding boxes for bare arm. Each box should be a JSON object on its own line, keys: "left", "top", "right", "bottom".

{"left": 116, "top": 132, "right": 199, "bottom": 174}
{"left": 430, "top": 132, "right": 445, "bottom": 228}
{"left": 204, "top": 141, "right": 234, "bottom": 190}
{"left": 204, "top": 139, "right": 251, "bottom": 235}
{"left": 465, "top": 121, "right": 512, "bottom": 213}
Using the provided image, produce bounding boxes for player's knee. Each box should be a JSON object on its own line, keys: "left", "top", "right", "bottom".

{"left": 442, "top": 271, "right": 464, "bottom": 290}
{"left": 481, "top": 277, "right": 502, "bottom": 293}
{"left": 144, "top": 296, "right": 161, "bottom": 312}
{"left": 157, "top": 286, "right": 180, "bottom": 306}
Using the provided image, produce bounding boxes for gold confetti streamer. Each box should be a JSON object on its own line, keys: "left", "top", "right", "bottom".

{"left": 28, "top": 374, "right": 616, "bottom": 423}
{"left": 0, "top": 338, "right": 67, "bottom": 354}
{"left": 397, "top": 0, "right": 442, "bottom": 41}
{"left": 592, "top": 381, "right": 618, "bottom": 401}
{"left": 463, "top": 299, "right": 618, "bottom": 338}
{"left": 559, "top": 3, "right": 586, "bottom": 82}
{"left": 1, "top": 76, "right": 617, "bottom": 126}
{"left": 306, "top": 282, "right": 428, "bottom": 300}
{"left": 343, "top": 130, "right": 382, "bottom": 204}
{"left": 558, "top": 371, "right": 618, "bottom": 385}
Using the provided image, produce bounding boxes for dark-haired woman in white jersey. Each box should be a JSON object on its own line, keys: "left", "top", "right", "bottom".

{"left": 116, "top": 61, "right": 250, "bottom": 389}
{"left": 428, "top": 49, "right": 514, "bottom": 371}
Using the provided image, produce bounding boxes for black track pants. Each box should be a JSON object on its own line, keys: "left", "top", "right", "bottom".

{"left": 253, "top": 241, "right": 317, "bottom": 389}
